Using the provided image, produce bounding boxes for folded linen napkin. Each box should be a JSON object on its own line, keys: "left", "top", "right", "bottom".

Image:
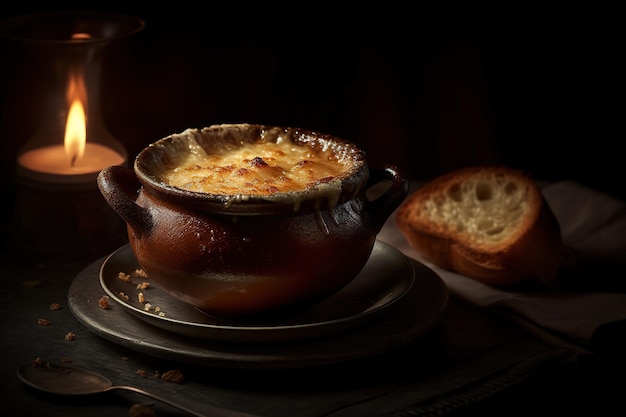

{"left": 379, "top": 180, "right": 626, "bottom": 353}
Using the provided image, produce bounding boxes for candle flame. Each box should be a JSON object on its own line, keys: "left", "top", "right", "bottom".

{"left": 64, "top": 99, "right": 86, "bottom": 166}
{"left": 64, "top": 70, "right": 87, "bottom": 167}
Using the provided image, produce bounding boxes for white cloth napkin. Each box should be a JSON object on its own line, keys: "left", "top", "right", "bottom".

{"left": 379, "top": 180, "right": 626, "bottom": 352}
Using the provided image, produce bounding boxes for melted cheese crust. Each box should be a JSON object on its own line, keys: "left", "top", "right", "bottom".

{"left": 164, "top": 140, "right": 352, "bottom": 195}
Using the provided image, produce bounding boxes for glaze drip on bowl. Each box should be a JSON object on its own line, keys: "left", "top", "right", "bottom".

{"left": 138, "top": 124, "right": 367, "bottom": 210}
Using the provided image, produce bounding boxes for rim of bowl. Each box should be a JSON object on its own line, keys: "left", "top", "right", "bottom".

{"left": 134, "top": 123, "right": 369, "bottom": 215}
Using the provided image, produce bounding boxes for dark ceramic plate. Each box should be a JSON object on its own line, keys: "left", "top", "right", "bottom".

{"left": 99, "top": 241, "right": 415, "bottom": 344}
{"left": 69, "top": 241, "right": 448, "bottom": 368}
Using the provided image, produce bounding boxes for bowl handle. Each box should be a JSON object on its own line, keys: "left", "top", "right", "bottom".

{"left": 97, "top": 165, "right": 153, "bottom": 238}
{"left": 366, "top": 165, "right": 409, "bottom": 231}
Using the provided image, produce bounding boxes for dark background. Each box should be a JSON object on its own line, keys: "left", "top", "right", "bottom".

{"left": 1, "top": 4, "right": 623, "bottom": 200}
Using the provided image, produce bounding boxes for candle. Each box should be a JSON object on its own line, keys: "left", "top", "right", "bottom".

{"left": 17, "top": 85, "right": 125, "bottom": 184}
{"left": 17, "top": 143, "right": 126, "bottom": 184}
{"left": 14, "top": 42, "right": 128, "bottom": 185}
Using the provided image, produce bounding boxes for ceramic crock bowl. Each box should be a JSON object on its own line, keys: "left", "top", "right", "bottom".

{"left": 97, "top": 123, "right": 408, "bottom": 317}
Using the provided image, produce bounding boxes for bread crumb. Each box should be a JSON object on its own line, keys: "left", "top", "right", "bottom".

{"left": 49, "top": 303, "right": 62, "bottom": 310}
{"left": 115, "top": 268, "right": 164, "bottom": 317}
{"left": 33, "top": 357, "right": 44, "bottom": 367}
{"left": 64, "top": 332, "right": 76, "bottom": 341}
{"left": 37, "top": 318, "right": 51, "bottom": 326}
{"left": 134, "top": 269, "right": 148, "bottom": 278}
{"left": 60, "top": 356, "right": 71, "bottom": 363}
{"left": 118, "top": 272, "right": 132, "bottom": 282}
{"left": 161, "top": 369, "right": 185, "bottom": 384}
{"left": 136, "top": 369, "right": 147, "bottom": 378}
{"left": 98, "top": 295, "right": 110, "bottom": 309}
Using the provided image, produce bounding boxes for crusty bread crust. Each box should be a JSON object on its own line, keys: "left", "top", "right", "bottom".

{"left": 395, "top": 166, "right": 563, "bottom": 286}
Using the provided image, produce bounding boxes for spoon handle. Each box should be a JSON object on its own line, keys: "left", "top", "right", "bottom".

{"left": 112, "top": 385, "right": 259, "bottom": 417}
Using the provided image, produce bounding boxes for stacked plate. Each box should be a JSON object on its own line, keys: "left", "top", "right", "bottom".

{"left": 69, "top": 241, "right": 448, "bottom": 369}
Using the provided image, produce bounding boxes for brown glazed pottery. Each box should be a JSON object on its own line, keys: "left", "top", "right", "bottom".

{"left": 97, "top": 124, "right": 408, "bottom": 317}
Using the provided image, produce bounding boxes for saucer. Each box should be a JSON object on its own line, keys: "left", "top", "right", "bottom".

{"left": 99, "top": 241, "right": 415, "bottom": 343}
{"left": 69, "top": 240, "right": 449, "bottom": 369}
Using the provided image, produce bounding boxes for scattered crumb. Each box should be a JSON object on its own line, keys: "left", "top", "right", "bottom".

{"left": 118, "top": 272, "right": 132, "bottom": 282}
{"left": 33, "top": 357, "right": 44, "bottom": 367}
{"left": 64, "top": 332, "right": 76, "bottom": 341}
{"left": 60, "top": 357, "right": 71, "bottom": 363}
{"left": 161, "top": 369, "right": 185, "bottom": 384}
{"left": 108, "top": 268, "right": 164, "bottom": 317}
{"left": 136, "top": 369, "right": 147, "bottom": 378}
{"left": 37, "top": 318, "right": 51, "bottom": 326}
{"left": 49, "top": 303, "right": 62, "bottom": 311}
{"left": 121, "top": 356, "right": 129, "bottom": 361}
{"left": 98, "top": 295, "right": 110, "bottom": 309}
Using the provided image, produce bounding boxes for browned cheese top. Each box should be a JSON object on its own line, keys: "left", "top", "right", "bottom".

{"left": 163, "top": 139, "right": 353, "bottom": 196}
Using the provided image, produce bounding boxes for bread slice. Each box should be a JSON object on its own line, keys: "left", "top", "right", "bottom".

{"left": 395, "top": 166, "right": 563, "bottom": 286}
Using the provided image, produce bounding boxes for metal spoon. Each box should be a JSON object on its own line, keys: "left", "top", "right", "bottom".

{"left": 17, "top": 362, "right": 259, "bottom": 417}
